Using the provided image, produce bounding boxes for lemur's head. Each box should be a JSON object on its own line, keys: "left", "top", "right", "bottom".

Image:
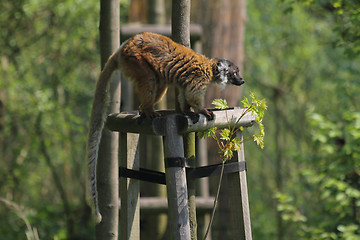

{"left": 215, "top": 59, "right": 244, "bottom": 86}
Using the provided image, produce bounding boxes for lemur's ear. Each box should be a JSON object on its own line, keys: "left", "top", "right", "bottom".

{"left": 217, "top": 59, "right": 233, "bottom": 68}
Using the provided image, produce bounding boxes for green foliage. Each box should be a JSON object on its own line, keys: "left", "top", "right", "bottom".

{"left": 242, "top": 92, "right": 266, "bottom": 149}
{"left": 197, "top": 127, "right": 217, "bottom": 139}
{"left": 120, "top": 0, "right": 131, "bottom": 22}
{"left": 201, "top": 95, "right": 266, "bottom": 240}
{"left": 274, "top": 192, "right": 307, "bottom": 224}
{"left": 298, "top": 0, "right": 360, "bottom": 57}
{"left": 276, "top": 171, "right": 360, "bottom": 240}
{"left": 0, "top": 0, "right": 104, "bottom": 238}
{"left": 273, "top": 111, "right": 360, "bottom": 239}
{"left": 199, "top": 93, "right": 267, "bottom": 162}
{"left": 244, "top": 0, "right": 360, "bottom": 238}
{"left": 0, "top": 198, "right": 40, "bottom": 240}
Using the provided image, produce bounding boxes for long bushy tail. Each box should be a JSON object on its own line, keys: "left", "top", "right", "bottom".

{"left": 86, "top": 50, "right": 119, "bottom": 223}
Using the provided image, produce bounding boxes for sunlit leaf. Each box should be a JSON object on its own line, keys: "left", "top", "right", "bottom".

{"left": 212, "top": 99, "right": 228, "bottom": 109}
{"left": 231, "top": 137, "right": 241, "bottom": 151}
{"left": 220, "top": 128, "right": 230, "bottom": 141}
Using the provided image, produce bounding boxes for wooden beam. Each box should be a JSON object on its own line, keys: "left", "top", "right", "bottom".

{"left": 122, "top": 197, "right": 216, "bottom": 214}
{"left": 106, "top": 108, "right": 255, "bottom": 135}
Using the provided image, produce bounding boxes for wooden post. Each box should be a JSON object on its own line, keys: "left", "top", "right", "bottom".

{"left": 163, "top": 115, "right": 191, "bottom": 240}
{"left": 227, "top": 131, "right": 252, "bottom": 240}
{"left": 146, "top": 3, "right": 168, "bottom": 238}
{"left": 184, "top": 132, "right": 197, "bottom": 239}
{"left": 171, "top": 0, "right": 191, "bottom": 48}
{"left": 119, "top": 133, "right": 140, "bottom": 240}
{"left": 96, "top": 0, "right": 120, "bottom": 238}
{"left": 196, "top": 137, "right": 211, "bottom": 240}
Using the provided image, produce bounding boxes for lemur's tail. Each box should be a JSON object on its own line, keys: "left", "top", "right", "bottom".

{"left": 86, "top": 47, "right": 121, "bottom": 223}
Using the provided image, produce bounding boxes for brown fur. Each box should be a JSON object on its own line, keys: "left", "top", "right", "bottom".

{"left": 118, "top": 32, "right": 217, "bottom": 117}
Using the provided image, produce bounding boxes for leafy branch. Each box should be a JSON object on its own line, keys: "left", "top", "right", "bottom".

{"left": 199, "top": 92, "right": 267, "bottom": 162}
{"left": 198, "top": 92, "right": 267, "bottom": 240}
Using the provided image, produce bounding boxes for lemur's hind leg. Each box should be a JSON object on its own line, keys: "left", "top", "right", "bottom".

{"left": 136, "top": 83, "right": 167, "bottom": 124}
{"left": 183, "top": 84, "right": 214, "bottom": 123}
{"left": 122, "top": 56, "right": 161, "bottom": 120}
{"left": 134, "top": 77, "right": 160, "bottom": 119}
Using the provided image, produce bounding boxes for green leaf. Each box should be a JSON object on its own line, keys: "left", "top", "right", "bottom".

{"left": 220, "top": 128, "right": 230, "bottom": 141}
{"left": 253, "top": 134, "right": 264, "bottom": 149}
{"left": 241, "top": 97, "right": 249, "bottom": 108}
{"left": 223, "top": 147, "right": 233, "bottom": 161}
{"left": 333, "top": 0, "right": 341, "bottom": 9}
{"left": 212, "top": 99, "right": 228, "bottom": 109}
{"left": 198, "top": 127, "right": 217, "bottom": 139}
{"left": 231, "top": 137, "right": 241, "bottom": 151}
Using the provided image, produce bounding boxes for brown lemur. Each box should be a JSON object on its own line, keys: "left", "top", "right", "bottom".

{"left": 87, "top": 32, "right": 244, "bottom": 222}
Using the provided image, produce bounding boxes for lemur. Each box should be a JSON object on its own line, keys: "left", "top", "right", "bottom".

{"left": 87, "top": 32, "right": 244, "bottom": 222}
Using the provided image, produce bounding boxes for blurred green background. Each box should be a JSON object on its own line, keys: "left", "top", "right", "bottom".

{"left": 0, "top": 0, "right": 359, "bottom": 239}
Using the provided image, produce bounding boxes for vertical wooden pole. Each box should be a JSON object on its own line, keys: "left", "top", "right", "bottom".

{"left": 227, "top": 131, "right": 252, "bottom": 240}
{"left": 119, "top": 133, "right": 140, "bottom": 240}
{"left": 196, "top": 137, "right": 211, "bottom": 240}
{"left": 164, "top": 115, "right": 191, "bottom": 240}
{"left": 171, "top": 0, "right": 191, "bottom": 48}
{"left": 96, "top": 0, "right": 120, "bottom": 239}
{"left": 146, "top": 1, "right": 168, "bottom": 238}
{"left": 171, "top": 1, "right": 197, "bottom": 239}
{"left": 184, "top": 133, "right": 197, "bottom": 240}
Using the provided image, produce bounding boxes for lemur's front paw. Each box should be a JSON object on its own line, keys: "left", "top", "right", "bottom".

{"left": 200, "top": 109, "right": 214, "bottom": 121}
{"left": 136, "top": 113, "right": 147, "bottom": 124}
{"left": 185, "top": 112, "right": 200, "bottom": 124}
{"left": 147, "top": 111, "right": 161, "bottom": 120}
{"left": 137, "top": 111, "right": 161, "bottom": 124}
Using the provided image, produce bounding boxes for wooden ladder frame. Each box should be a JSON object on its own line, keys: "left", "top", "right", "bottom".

{"left": 106, "top": 108, "right": 254, "bottom": 240}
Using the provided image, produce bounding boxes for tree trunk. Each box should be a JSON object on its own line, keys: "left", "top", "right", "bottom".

{"left": 128, "top": 0, "right": 147, "bottom": 23}
{"left": 96, "top": 0, "right": 120, "bottom": 239}
{"left": 192, "top": 0, "right": 246, "bottom": 238}
{"left": 203, "top": 0, "right": 246, "bottom": 107}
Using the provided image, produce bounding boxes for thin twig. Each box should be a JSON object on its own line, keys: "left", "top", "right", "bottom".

{"left": 203, "top": 161, "right": 225, "bottom": 240}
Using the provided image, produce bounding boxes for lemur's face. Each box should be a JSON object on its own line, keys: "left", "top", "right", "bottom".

{"left": 217, "top": 59, "right": 244, "bottom": 86}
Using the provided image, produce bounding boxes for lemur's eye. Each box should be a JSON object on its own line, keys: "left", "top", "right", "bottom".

{"left": 233, "top": 72, "right": 237, "bottom": 76}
